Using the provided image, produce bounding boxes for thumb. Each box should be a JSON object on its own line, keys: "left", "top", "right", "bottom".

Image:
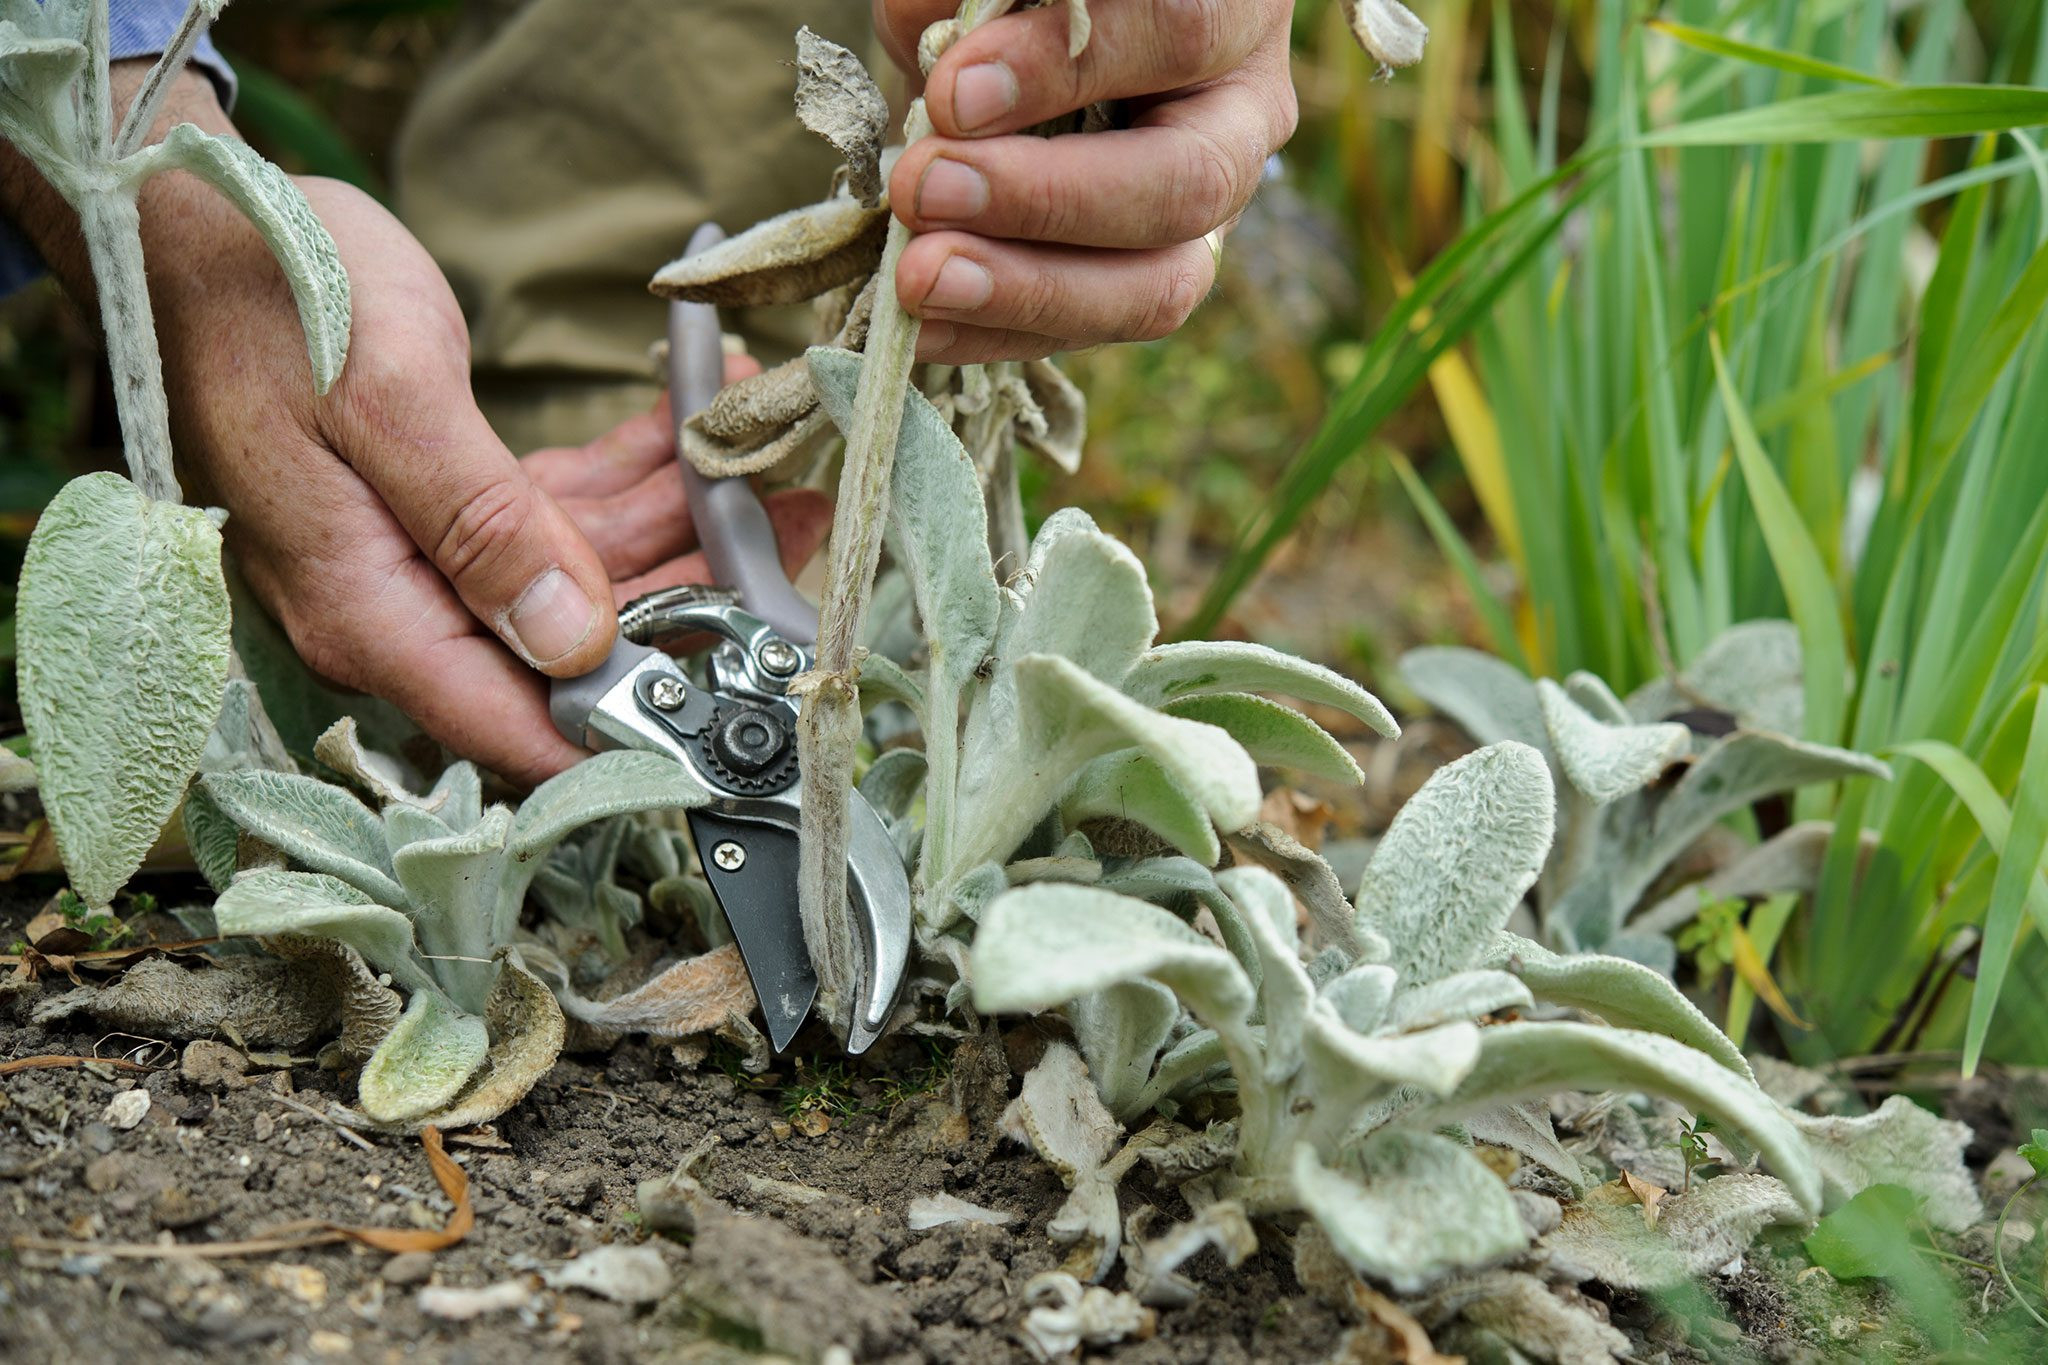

{"left": 335, "top": 393, "right": 619, "bottom": 677}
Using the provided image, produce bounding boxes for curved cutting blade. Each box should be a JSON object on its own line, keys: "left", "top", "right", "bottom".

{"left": 686, "top": 807, "right": 815, "bottom": 1052}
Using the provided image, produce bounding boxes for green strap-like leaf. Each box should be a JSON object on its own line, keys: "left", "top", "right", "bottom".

{"left": 125, "top": 124, "right": 352, "bottom": 394}
{"left": 18, "top": 474, "right": 231, "bottom": 906}
{"left": 1126, "top": 641, "right": 1398, "bottom": 738}
{"left": 508, "top": 750, "right": 710, "bottom": 863}
{"left": 1400, "top": 1022, "right": 1820, "bottom": 1214}
{"left": 972, "top": 881, "right": 1253, "bottom": 1027}
{"left": 1487, "top": 933, "right": 1753, "bottom": 1080}
{"left": 1060, "top": 751, "right": 1220, "bottom": 866}
{"left": 1355, "top": 743, "right": 1555, "bottom": 985}
{"left": 1164, "top": 693, "right": 1364, "bottom": 784}
{"left": 356, "top": 988, "right": 490, "bottom": 1124}
{"left": 1294, "top": 1135, "right": 1527, "bottom": 1295}
{"left": 213, "top": 868, "right": 433, "bottom": 994}
{"left": 201, "top": 768, "right": 403, "bottom": 905}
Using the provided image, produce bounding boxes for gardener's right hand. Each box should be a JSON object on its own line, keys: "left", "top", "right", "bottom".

{"left": 1, "top": 67, "right": 828, "bottom": 786}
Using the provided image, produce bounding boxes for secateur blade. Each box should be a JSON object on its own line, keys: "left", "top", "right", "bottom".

{"left": 550, "top": 224, "right": 911, "bottom": 1055}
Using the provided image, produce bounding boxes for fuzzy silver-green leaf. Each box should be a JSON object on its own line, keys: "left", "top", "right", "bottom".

{"left": 18, "top": 474, "right": 231, "bottom": 906}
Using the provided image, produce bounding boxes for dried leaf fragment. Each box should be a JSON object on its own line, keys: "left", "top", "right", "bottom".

{"left": 1620, "top": 1170, "right": 1668, "bottom": 1227}
{"left": 548, "top": 942, "right": 757, "bottom": 1037}
{"left": 649, "top": 197, "right": 887, "bottom": 306}
{"left": 1342, "top": 0, "right": 1429, "bottom": 73}
{"left": 795, "top": 28, "right": 890, "bottom": 206}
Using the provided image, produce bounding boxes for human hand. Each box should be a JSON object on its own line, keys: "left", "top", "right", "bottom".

{"left": 61, "top": 72, "right": 828, "bottom": 785}
{"left": 874, "top": 0, "right": 1299, "bottom": 364}
{"left": 156, "top": 177, "right": 828, "bottom": 785}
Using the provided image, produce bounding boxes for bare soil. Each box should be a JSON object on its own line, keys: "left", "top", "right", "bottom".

{"left": 4, "top": 897, "right": 2043, "bottom": 1364}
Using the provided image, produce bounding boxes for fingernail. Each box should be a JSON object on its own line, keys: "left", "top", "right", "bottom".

{"left": 951, "top": 62, "right": 1018, "bottom": 131}
{"left": 506, "top": 567, "right": 596, "bottom": 665}
{"left": 917, "top": 321, "right": 958, "bottom": 356}
{"left": 916, "top": 158, "right": 989, "bottom": 222}
{"left": 921, "top": 256, "right": 992, "bottom": 313}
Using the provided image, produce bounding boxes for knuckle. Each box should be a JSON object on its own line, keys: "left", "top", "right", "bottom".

{"left": 1013, "top": 168, "right": 1086, "bottom": 243}
{"left": 1008, "top": 263, "right": 1069, "bottom": 336}
{"left": 286, "top": 612, "right": 367, "bottom": 693}
{"left": 434, "top": 477, "right": 537, "bottom": 585}
{"left": 1182, "top": 126, "right": 1255, "bottom": 224}
{"left": 1156, "top": 0, "right": 1230, "bottom": 77}
{"left": 1271, "top": 81, "right": 1301, "bottom": 148}
{"left": 1137, "top": 253, "right": 1210, "bottom": 341}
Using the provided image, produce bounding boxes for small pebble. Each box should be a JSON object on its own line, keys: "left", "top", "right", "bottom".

{"left": 81, "top": 1123, "right": 116, "bottom": 1155}
{"left": 307, "top": 1330, "right": 353, "bottom": 1357}
{"left": 83, "top": 1155, "right": 127, "bottom": 1194}
{"left": 381, "top": 1252, "right": 436, "bottom": 1287}
{"left": 101, "top": 1090, "right": 150, "bottom": 1131}
{"left": 260, "top": 1263, "right": 328, "bottom": 1308}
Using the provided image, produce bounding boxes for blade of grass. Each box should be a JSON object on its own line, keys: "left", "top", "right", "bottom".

{"left": 1963, "top": 686, "right": 2048, "bottom": 1074}
{"left": 1710, "top": 334, "right": 1848, "bottom": 747}
{"left": 1645, "top": 85, "right": 2048, "bottom": 147}
{"left": 1648, "top": 18, "right": 1894, "bottom": 89}
{"left": 1387, "top": 451, "right": 1525, "bottom": 669}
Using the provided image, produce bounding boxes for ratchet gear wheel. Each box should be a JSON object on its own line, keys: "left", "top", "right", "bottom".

{"left": 694, "top": 703, "right": 800, "bottom": 796}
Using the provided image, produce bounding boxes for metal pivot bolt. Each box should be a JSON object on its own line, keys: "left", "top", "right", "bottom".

{"left": 711, "top": 840, "right": 747, "bottom": 872}
{"left": 758, "top": 640, "right": 801, "bottom": 677}
{"left": 649, "top": 677, "right": 687, "bottom": 711}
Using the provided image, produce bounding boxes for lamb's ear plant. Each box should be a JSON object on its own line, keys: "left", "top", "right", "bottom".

{"left": 202, "top": 744, "right": 705, "bottom": 1124}
{"left": 1401, "top": 622, "right": 1889, "bottom": 973}
{"left": 970, "top": 740, "right": 1978, "bottom": 1347}
{"left": 652, "top": 6, "right": 1429, "bottom": 1036}
{"left": 3, "top": 0, "right": 349, "bottom": 907}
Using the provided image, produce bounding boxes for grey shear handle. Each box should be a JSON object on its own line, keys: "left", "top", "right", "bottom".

{"left": 669, "top": 224, "right": 818, "bottom": 645}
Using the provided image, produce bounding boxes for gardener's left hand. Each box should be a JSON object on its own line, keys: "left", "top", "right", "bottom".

{"left": 876, "top": 0, "right": 1297, "bottom": 365}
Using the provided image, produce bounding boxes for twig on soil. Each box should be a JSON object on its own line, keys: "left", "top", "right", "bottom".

{"left": 0, "top": 936, "right": 219, "bottom": 968}
{"left": 94, "top": 1032, "right": 174, "bottom": 1067}
{"left": 268, "top": 1091, "right": 375, "bottom": 1152}
{"left": 0, "top": 1054, "right": 157, "bottom": 1077}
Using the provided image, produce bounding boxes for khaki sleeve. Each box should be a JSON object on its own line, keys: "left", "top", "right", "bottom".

{"left": 395, "top": 0, "right": 880, "bottom": 453}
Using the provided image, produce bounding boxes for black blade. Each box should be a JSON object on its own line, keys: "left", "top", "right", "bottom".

{"left": 687, "top": 808, "right": 816, "bottom": 1052}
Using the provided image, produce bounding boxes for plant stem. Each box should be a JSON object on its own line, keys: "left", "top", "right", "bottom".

{"left": 795, "top": 117, "right": 926, "bottom": 1022}
{"left": 112, "top": 0, "right": 225, "bottom": 159}
{"left": 79, "top": 191, "right": 182, "bottom": 503}
{"left": 1994, "top": 1175, "right": 2048, "bottom": 1331}
{"left": 918, "top": 665, "right": 960, "bottom": 919}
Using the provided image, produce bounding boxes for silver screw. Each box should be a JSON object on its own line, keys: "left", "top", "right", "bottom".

{"left": 758, "top": 640, "right": 801, "bottom": 677}
{"left": 711, "top": 840, "right": 747, "bottom": 872}
{"left": 649, "top": 677, "right": 687, "bottom": 711}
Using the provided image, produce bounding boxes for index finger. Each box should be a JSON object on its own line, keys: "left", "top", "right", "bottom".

{"left": 922, "top": 0, "right": 1270, "bottom": 138}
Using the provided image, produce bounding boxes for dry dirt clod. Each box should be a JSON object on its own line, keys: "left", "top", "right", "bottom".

{"left": 551, "top": 1165, "right": 606, "bottom": 1210}
{"left": 542, "top": 1244, "right": 674, "bottom": 1306}
{"left": 180, "top": 1039, "right": 248, "bottom": 1089}
{"left": 380, "top": 1251, "right": 436, "bottom": 1287}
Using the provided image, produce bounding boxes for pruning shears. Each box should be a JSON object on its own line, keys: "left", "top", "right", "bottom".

{"left": 548, "top": 224, "right": 910, "bottom": 1055}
